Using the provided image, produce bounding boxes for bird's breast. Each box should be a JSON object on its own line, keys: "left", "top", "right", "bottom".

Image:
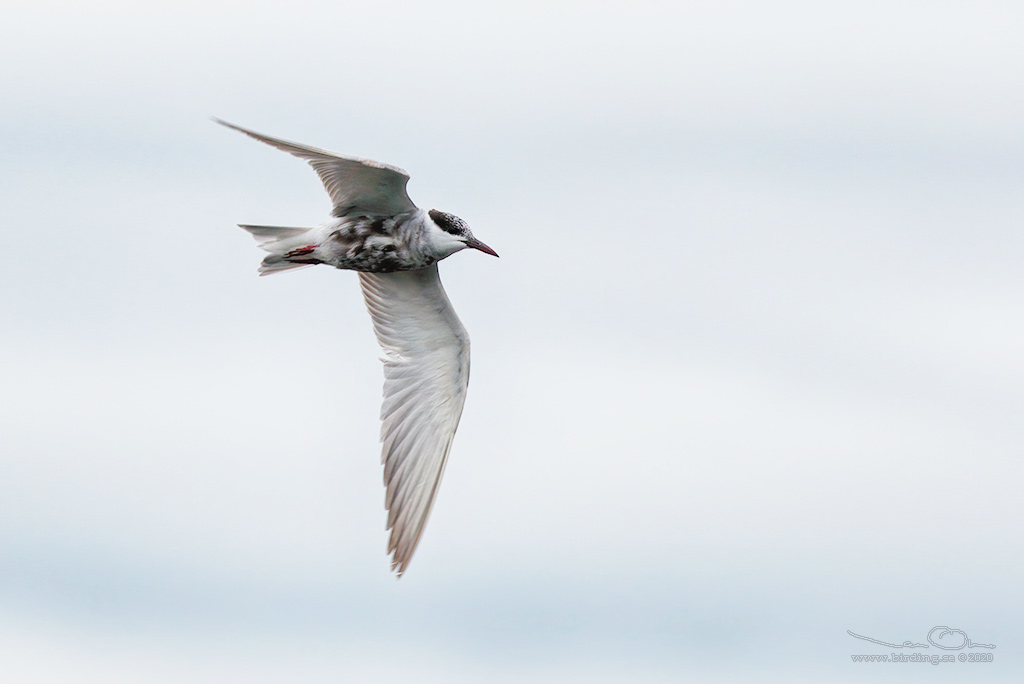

{"left": 325, "top": 215, "right": 434, "bottom": 273}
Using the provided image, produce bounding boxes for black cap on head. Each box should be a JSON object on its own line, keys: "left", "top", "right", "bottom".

{"left": 428, "top": 209, "right": 467, "bottom": 235}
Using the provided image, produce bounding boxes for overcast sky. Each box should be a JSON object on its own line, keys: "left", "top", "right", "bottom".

{"left": 1, "top": 2, "right": 1022, "bottom": 682}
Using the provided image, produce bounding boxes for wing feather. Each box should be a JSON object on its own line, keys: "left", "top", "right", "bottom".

{"left": 215, "top": 118, "right": 417, "bottom": 217}
{"left": 358, "top": 266, "right": 470, "bottom": 575}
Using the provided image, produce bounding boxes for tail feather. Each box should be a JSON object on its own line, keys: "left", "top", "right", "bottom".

{"left": 238, "top": 224, "right": 318, "bottom": 276}
{"left": 239, "top": 224, "right": 309, "bottom": 245}
{"left": 257, "top": 255, "right": 315, "bottom": 276}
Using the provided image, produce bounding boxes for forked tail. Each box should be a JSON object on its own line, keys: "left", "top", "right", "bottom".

{"left": 239, "top": 224, "right": 320, "bottom": 275}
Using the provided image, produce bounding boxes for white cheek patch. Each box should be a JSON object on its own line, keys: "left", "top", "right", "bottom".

{"left": 426, "top": 224, "right": 465, "bottom": 251}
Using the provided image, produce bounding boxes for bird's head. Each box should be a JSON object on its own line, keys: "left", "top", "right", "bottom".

{"left": 427, "top": 209, "right": 499, "bottom": 260}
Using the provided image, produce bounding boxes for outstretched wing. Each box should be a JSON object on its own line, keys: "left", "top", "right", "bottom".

{"left": 215, "top": 118, "right": 417, "bottom": 217}
{"left": 358, "top": 266, "right": 471, "bottom": 575}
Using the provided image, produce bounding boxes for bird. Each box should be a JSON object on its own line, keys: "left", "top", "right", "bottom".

{"left": 215, "top": 119, "right": 498, "bottom": 575}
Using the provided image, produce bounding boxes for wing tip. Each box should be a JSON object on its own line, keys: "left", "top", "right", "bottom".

{"left": 211, "top": 116, "right": 241, "bottom": 132}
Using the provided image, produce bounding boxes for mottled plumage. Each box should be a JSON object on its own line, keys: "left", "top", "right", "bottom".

{"left": 323, "top": 214, "right": 434, "bottom": 272}
{"left": 217, "top": 119, "right": 497, "bottom": 575}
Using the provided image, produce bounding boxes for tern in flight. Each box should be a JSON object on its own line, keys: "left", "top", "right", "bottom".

{"left": 217, "top": 119, "right": 498, "bottom": 575}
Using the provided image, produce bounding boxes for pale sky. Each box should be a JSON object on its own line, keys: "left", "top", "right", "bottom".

{"left": 1, "top": 2, "right": 1022, "bottom": 682}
